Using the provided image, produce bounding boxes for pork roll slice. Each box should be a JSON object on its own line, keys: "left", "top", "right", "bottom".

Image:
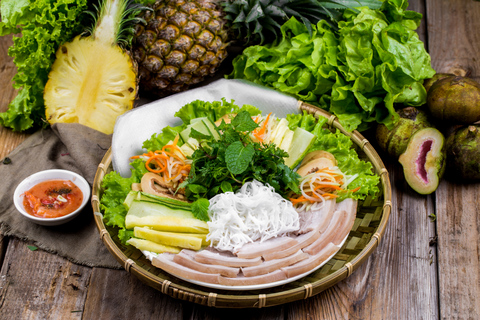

{"left": 218, "top": 270, "right": 287, "bottom": 286}
{"left": 194, "top": 249, "right": 263, "bottom": 267}
{"left": 282, "top": 242, "right": 339, "bottom": 278}
{"left": 152, "top": 253, "right": 220, "bottom": 284}
{"left": 242, "top": 250, "right": 309, "bottom": 277}
{"left": 174, "top": 250, "right": 240, "bottom": 278}
{"left": 235, "top": 236, "right": 298, "bottom": 259}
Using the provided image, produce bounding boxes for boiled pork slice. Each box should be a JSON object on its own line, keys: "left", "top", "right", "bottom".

{"left": 241, "top": 249, "right": 308, "bottom": 277}
{"left": 282, "top": 242, "right": 339, "bottom": 278}
{"left": 303, "top": 210, "right": 347, "bottom": 255}
{"left": 234, "top": 236, "right": 298, "bottom": 259}
{"left": 174, "top": 250, "right": 239, "bottom": 278}
{"left": 152, "top": 253, "right": 220, "bottom": 284}
{"left": 218, "top": 269, "right": 287, "bottom": 286}
{"left": 194, "top": 248, "right": 263, "bottom": 267}
{"left": 295, "top": 199, "right": 336, "bottom": 234}
{"left": 262, "top": 230, "right": 320, "bottom": 261}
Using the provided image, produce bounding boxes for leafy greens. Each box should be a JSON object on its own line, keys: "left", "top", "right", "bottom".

{"left": 0, "top": 0, "right": 89, "bottom": 131}
{"left": 228, "top": 0, "right": 436, "bottom": 132}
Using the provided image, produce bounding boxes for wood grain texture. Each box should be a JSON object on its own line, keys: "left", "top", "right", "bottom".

{"left": 0, "top": 34, "right": 29, "bottom": 160}
{"left": 0, "top": 239, "right": 91, "bottom": 319}
{"left": 425, "top": 0, "right": 480, "bottom": 319}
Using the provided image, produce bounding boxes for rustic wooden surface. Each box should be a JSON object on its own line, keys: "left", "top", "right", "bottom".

{"left": 1, "top": 0, "right": 479, "bottom": 319}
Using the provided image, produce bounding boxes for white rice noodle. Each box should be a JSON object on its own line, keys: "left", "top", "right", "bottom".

{"left": 207, "top": 180, "right": 300, "bottom": 252}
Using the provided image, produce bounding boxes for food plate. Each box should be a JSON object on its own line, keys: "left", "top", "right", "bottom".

{"left": 92, "top": 83, "right": 391, "bottom": 307}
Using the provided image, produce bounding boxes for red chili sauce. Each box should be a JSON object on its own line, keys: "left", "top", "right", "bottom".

{"left": 22, "top": 180, "right": 83, "bottom": 218}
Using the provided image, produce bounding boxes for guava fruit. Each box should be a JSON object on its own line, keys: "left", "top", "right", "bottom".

{"left": 446, "top": 125, "right": 480, "bottom": 180}
{"left": 376, "top": 107, "right": 433, "bottom": 159}
{"left": 427, "top": 76, "right": 480, "bottom": 124}
{"left": 398, "top": 128, "right": 446, "bottom": 195}
{"left": 423, "top": 73, "right": 455, "bottom": 93}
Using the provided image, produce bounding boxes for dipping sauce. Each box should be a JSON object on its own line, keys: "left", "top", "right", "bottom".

{"left": 22, "top": 179, "right": 83, "bottom": 218}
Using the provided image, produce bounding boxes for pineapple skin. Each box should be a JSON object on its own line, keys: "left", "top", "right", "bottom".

{"left": 133, "top": 0, "right": 229, "bottom": 96}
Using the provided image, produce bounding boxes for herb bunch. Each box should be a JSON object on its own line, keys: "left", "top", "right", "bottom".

{"left": 181, "top": 111, "right": 301, "bottom": 221}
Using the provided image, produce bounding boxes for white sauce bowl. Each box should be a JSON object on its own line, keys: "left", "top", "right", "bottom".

{"left": 13, "top": 169, "right": 91, "bottom": 226}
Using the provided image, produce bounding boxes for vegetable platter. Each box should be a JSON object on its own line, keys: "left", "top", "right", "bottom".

{"left": 91, "top": 80, "right": 391, "bottom": 307}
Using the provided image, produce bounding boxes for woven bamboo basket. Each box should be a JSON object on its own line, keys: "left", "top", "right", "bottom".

{"left": 91, "top": 102, "right": 392, "bottom": 308}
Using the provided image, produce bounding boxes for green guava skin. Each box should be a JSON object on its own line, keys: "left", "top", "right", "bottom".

{"left": 423, "top": 73, "right": 455, "bottom": 93}
{"left": 427, "top": 76, "right": 480, "bottom": 124}
{"left": 376, "top": 107, "right": 432, "bottom": 159}
{"left": 446, "top": 125, "right": 480, "bottom": 180}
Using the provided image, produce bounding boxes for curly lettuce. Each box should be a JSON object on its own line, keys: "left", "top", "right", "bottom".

{"left": 0, "top": 0, "right": 88, "bottom": 131}
{"left": 228, "top": 0, "right": 435, "bottom": 132}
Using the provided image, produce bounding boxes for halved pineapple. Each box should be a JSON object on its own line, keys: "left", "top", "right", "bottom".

{"left": 45, "top": 38, "right": 136, "bottom": 134}
{"left": 44, "top": 0, "right": 139, "bottom": 135}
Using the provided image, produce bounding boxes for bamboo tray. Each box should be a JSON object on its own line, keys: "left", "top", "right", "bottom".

{"left": 91, "top": 102, "right": 392, "bottom": 308}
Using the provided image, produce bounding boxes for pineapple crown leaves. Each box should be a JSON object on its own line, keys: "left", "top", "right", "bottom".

{"left": 84, "top": 0, "right": 152, "bottom": 48}
{"left": 222, "top": 0, "right": 382, "bottom": 45}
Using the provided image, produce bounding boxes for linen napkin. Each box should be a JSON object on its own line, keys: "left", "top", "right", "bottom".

{"left": 0, "top": 123, "right": 121, "bottom": 269}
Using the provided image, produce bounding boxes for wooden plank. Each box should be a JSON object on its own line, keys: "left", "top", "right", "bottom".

{"left": 0, "top": 239, "right": 91, "bottom": 319}
{"left": 425, "top": 0, "right": 480, "bottom": 319}
{"left": 0, "top": 34, "right": 29, "bottom": 160}
{"left": 82, "top": 268, "right": 184, "bottom": 319}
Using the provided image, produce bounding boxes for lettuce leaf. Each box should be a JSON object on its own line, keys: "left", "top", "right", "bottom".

{"left": 100, "top": 159, "right": 148, "bottom": 241}
{"left": 288, "top": 111, "right": 380, "bottom": 200}
{"left": 228, "top": 1, "right": 435, "bottom": 132}
{"left": 0, "top": 0, "right": 88, "bottom": 131}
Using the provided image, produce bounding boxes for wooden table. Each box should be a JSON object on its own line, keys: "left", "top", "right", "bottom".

{"left": 1, "top": 1, "right": 479, "bottom": 318}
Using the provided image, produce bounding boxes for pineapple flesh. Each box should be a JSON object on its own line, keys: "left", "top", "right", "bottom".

{"left": 44, "top": 0, "right": 137, "bottom": 135}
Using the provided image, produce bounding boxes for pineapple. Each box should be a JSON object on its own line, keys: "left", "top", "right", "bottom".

{"left": 44, "top": 0, "right": 141, "bottom": 135}
{"left": 132, "top": 0, "right": 378, "bottom": 96}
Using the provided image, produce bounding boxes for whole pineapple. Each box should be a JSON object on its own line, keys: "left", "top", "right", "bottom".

{"left": 133, "top": 0, "right": 229, "bottom": 95}
{"left": 44, "top": 0, "right": 142, "bottom": 134}
{"left": 132, "top": 0, "right": 374, "bottom": 96}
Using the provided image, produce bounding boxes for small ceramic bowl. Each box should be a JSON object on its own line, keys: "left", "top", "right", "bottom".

{"left": 13, "top": 169, "right": 91, "bottom": 226}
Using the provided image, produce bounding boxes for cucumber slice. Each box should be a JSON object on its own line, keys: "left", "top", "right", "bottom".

{"left": 284, "top": 127, "right": 316, "bottom": 168}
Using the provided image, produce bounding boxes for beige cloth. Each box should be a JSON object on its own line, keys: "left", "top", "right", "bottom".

{"left": 0, "top": 123, "right": 120, "bottom": 269}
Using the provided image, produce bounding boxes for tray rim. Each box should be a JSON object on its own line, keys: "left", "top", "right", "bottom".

{"left": 91, "top": 101, "right": 392, "bottom": 308}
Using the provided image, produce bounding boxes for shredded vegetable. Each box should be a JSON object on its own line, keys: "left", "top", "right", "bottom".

{"left": 207, "top": 180, "right": 299, "bottom": 252}
{"left": 290, "top": 167, "right": 360, "bottom": 211}
{"left": 131, "top": 136, "right": 191, "bottom": 187}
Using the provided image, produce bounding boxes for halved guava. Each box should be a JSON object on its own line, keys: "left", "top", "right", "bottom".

{"left": 398, "top": 128, "right": 446, "bottom": 194}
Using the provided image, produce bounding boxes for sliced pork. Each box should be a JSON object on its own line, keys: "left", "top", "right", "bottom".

{"left": 303, "top": 210, "right": 346, "bottom": 255}
{"left": 282, "top": 242, "right": 339, "bottom": 278}
{"left": 241, "top": 250, "right": 308, "bottom": 277}
{"left": 174, "top": 250, "right": 239, "bottom": 278}
{"left": 235, "top": 236, "right": 298, "bottom": 259}
{"left": 296, "top": 199, "right": 336, "bottom": 234}
{"left": 262, "top": 230, "right": 320, "bottom": 261}
{"left": 152, "top": 253, "right": 220, "bottom": 284}
{"left": 194, "top": 249, "right": 263, "bottom": 267}
{"left": 218, "top": 270, "right": 287, "bottom": 286}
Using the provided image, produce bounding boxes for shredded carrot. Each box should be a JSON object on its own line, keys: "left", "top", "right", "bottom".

{"left": 252, "top": 113, "right": 272, "bottom": 141}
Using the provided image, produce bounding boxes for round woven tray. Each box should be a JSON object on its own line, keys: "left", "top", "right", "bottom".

{"left": 91, "top": 102, "right": 392, "bottom": 308}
